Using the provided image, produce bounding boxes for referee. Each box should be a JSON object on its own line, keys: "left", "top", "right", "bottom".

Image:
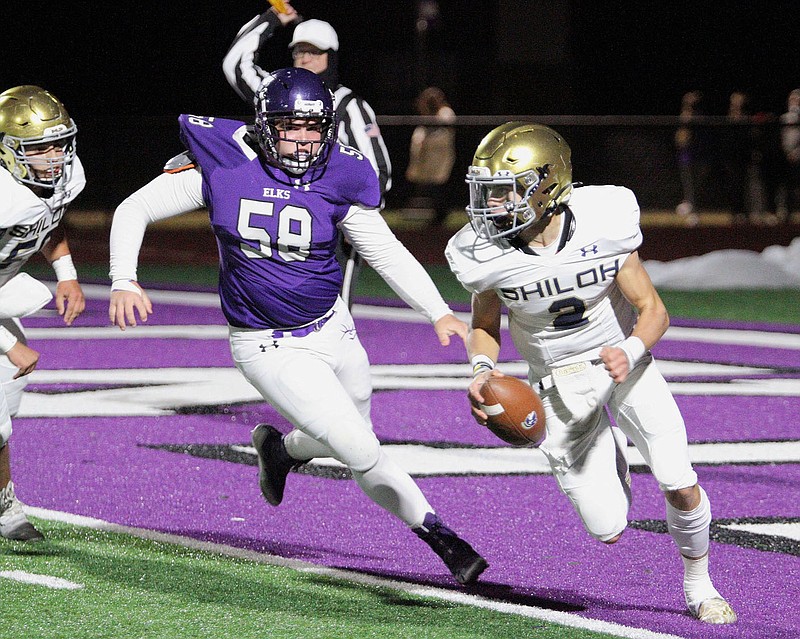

{"left": 223, "top": 1, "right": 392, "bottom": 307}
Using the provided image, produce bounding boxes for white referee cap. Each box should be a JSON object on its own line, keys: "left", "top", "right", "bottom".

{"left": 289, "top": 19, "right": 339, "bottom": 52}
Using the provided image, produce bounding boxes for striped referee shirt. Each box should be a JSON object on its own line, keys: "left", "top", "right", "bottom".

{"left": 222, "top": 11, "right": 392, "bottom": 196}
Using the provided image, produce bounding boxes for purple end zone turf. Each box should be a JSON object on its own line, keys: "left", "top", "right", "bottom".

{"left": 13, "top": 294, "right": 800, "bottom": 639}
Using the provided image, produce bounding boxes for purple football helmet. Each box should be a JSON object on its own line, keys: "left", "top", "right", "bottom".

{"left": 254, "top": 68, "right": 336, "bottom": 175}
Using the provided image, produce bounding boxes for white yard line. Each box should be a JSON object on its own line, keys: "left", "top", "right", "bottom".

{"left": 24, "top": 506, "right": 688, "bottom": 639}
{"left": 0, "top": 570, "right": 83, "bottom": 590}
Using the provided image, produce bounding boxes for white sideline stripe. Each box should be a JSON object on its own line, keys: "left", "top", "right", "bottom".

{"left": 665, "top": 326, "right": 800, "bottom": 350}
{"left": 26, "top": 325, "right": 229, "bottom": 340}
{"left": 0, "top": 570, "right": 83, "bottom": 590}
{"left": 25, "top": 506, "right": 684, "bottom": 639}
{"left": 30, "top": 285, "right": 800, "bottom": 349}
{"left": 230, "top": 440, "right": 800, "bottom": 477}
{"left": 25, "top": 321, "right": 800, "bottom": 351}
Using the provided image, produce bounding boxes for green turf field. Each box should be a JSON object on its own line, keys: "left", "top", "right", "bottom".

{"left": 1, "top": 517, "right": 625, "bottom": 639}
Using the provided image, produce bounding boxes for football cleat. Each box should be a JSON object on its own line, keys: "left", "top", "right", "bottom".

{"left": 0, "top": 482, "right": 44, "bottom": 542}
{"left": 690, "top": 597, "right": 737, "bottom": 624}
{"left": 413, "top": 513, "right": 488, "bottom": 586}
{"left": 250, "top": 424, "right": 308, "bottom": 506}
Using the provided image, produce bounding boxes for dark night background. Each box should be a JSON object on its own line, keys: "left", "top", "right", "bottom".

{"left": 4, "top": 1, "right": 800, "bottom": 215}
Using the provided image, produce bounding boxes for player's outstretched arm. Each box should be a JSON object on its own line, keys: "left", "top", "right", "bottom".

{"left": 108, "top": 169, "right": 203, "bottom": 331}
{"left": 109, "top": 283, "right": 153, "bottom": 331}
{"left": 433, "top": 313, "right": 468, "bottom": 347}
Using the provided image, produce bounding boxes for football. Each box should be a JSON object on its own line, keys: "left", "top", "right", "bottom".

{"left": 478, "top": 376, "right": 546, "bottom": 447}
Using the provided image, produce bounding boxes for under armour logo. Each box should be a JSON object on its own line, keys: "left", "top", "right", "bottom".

{"left": 580, "top": 244, "right": 599, "bottom": 256}
{"left": 259, "top": 341, "right": 279, "bottom": 352}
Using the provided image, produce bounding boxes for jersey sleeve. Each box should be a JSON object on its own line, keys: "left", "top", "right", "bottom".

{"left": 178, "top": 115, "right": 254, "bottom": 171}
{"left": 444, "top": 225, "right": 497, "bottom": 295}
{"left": 0, "top": 171, "right": 38, "bottom": 227}
{"left": 607, "top": 186, "right": 643, "bottom": 254}
{"left": 335, "top": 144, "right": 382, "bottom": 211}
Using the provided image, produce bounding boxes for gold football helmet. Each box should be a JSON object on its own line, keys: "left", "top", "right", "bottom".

{"left": 0, "top": 85, "right": 77, "bottom": 189}
{"left": 466, "top": 122, "right": 573, "bottom": 240}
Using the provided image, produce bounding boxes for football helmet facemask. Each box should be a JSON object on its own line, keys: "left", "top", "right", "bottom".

{"left": 254, "top": 68, "right": 336, "bottom": 176}
{"left": 466, "top": 122, "right": 573, "bottom": 241}
{"left": 0, "top": 85, "right": 77, "bottom": 189}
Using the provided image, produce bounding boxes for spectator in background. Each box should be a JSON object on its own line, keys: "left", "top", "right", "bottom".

{"left": 780, "top": 88, "right": 800, "bottom": 220}
{"left": 674, "top": 91, "right": 707, "bottom": 227}
{"left": 405, "top": 87, "right": 457, "bottom": 227}
{"left": 721, "top": 91, "right": 756, "bottom": 224}
{"left": 222, "top": 0, "right": 392, "bottom": 307}
{"left": 750, "top": 107, "right": 783, "bottom": 225}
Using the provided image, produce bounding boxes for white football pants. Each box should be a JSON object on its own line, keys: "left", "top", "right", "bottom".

{"left": 539, "top": 355, "right": 697, "bottom": 541}
{"left": 0, "top": 319, "right": 28, "bottom": 446}
{"left": 229, "top": 296, "right": 432, "bottom": 527}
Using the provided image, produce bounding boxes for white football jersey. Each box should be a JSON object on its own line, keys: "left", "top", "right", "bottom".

{"left": 0, "top": 157, "right": 86, "bottom": 287}
{"left": 446, "top": 185, "right": 643, "bottom": 379}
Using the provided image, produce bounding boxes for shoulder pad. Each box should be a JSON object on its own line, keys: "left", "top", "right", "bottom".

{"left": 243, "top": 126, "right": 259, "bottom": 148}
{"left": 163, "top": 151, "right": 197, "bottom": 174}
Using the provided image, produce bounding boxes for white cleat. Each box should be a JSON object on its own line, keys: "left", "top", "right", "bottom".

{"left": 690, "top": 597, "right": 737, "bottom": 624}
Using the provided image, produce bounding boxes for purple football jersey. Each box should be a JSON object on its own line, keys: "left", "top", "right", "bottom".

{"left": 179, "top": 115, "right": 381, "bottom": 329}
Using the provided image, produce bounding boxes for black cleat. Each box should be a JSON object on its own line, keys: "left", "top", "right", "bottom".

{"left": 250, "top": 424, "right": 307, "bottom": 506}
{"left": 413, "top": 513, "right": 488, "bottom": 585}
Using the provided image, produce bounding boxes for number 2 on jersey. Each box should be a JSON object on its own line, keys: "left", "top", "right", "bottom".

{"left": 237, "top": 198, "right": 311, "bottom": 262}
{"left": 549, "top": 296, "right": 588, "bottom": 329}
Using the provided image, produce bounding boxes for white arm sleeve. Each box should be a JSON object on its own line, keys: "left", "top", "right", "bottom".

{"left": 109, "top": 169, "right": 205, "bottom": 282}
{"left": 340, "top": 206, "right": 451, "bottom": 323}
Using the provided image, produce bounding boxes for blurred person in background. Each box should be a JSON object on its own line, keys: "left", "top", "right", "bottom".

{"left": 0, "top": 85, "right": 86, "bottom": 541}
{"left": 720, "top": 91, "right": 756, "bottom": 224}
{"left": 674, "top": 91, "right": 707, "bottom": 227}
{"left": 223, "top": 0, "right": 391, "bottom": 307}
{"left": 779, "top": 88, "right": 800, "bottom": 220}
{"left": 405, "top": 87, "right": 456, "bottom": 227}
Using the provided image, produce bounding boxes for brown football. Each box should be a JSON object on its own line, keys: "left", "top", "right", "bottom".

{"left": 478, "top": 376, "right": 546, "bottom": 447}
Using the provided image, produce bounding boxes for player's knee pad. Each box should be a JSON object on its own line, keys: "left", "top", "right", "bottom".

{"left": 666, "top": 485, "right": 711, "bottom": 558}
{"left": 564, "top": 482, "right": 629, "bottom": 543}
{"left": 330, "top": 428, "right": 382, "bottom": 473}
